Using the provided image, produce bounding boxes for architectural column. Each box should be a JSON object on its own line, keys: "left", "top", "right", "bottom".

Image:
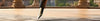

{"left": 31, "top": 0, "right": 39, "bottom": 6}
{"left": 11, "top": 0, "right": 25, "bottom": 8}
{"left": 77, "top": 0, "right": 89, "bottom": 8}
{"left": 0, "top": 0, "right": 5, "bottom": 6}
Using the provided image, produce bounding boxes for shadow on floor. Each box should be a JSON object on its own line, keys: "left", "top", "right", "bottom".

{"left": 38, "top": 18, "right": 100, "bottom": 21}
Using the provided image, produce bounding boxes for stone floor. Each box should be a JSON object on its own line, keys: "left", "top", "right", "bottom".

{"left": 0, "top": 8, "right": 99, "bottom": 21}
{"left": 0, "top": 14, "right": 100, "bottom": 21}
{"left": 38, "top": 19, "right": 100, "bottom": 21}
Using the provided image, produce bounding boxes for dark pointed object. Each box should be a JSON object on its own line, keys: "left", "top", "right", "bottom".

{"left": 38, "top": 0, "right": 48, "bottom": 19}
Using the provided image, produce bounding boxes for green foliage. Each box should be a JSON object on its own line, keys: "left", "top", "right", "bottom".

{"left": 73, "top": 1, "right": 78, "bottom": 6}
{"left": 56, "top": 3, "right": 65, "bottom": 6}
{"left": 66, "top": 3, "right": 71, "bottom": 6}
{"left": 93, "top": 4, "right": 98, "bottom": 7}
{"left": 90, "top": 0, "right": 98, "bottom": 7}
{"left": 55, "top": 0, "right": 78, "bottom": 6}
{"left": 56, "top": 0, "right": 67, "bottom": 6}
{"left": 30, "top": 0, "right": 33, "bottom": 5}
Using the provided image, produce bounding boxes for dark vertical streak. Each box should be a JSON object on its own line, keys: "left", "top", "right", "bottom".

{"left": 38, "top": 0, "right": 47, "bottom": 19}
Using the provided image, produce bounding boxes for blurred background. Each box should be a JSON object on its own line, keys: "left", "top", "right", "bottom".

{"left": 0, "top": 0, "right": 100, "bottom": 21}
{"left": 0, "top": 0, "right": 100, "bottom": 7}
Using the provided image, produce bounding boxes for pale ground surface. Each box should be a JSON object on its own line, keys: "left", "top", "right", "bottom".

{"left": 0, "top": 8, "right": 100, "bottom": 21}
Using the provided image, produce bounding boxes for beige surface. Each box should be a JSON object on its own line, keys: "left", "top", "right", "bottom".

{"left": 0, "top": 9, "right": 100, "bottom": 20}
